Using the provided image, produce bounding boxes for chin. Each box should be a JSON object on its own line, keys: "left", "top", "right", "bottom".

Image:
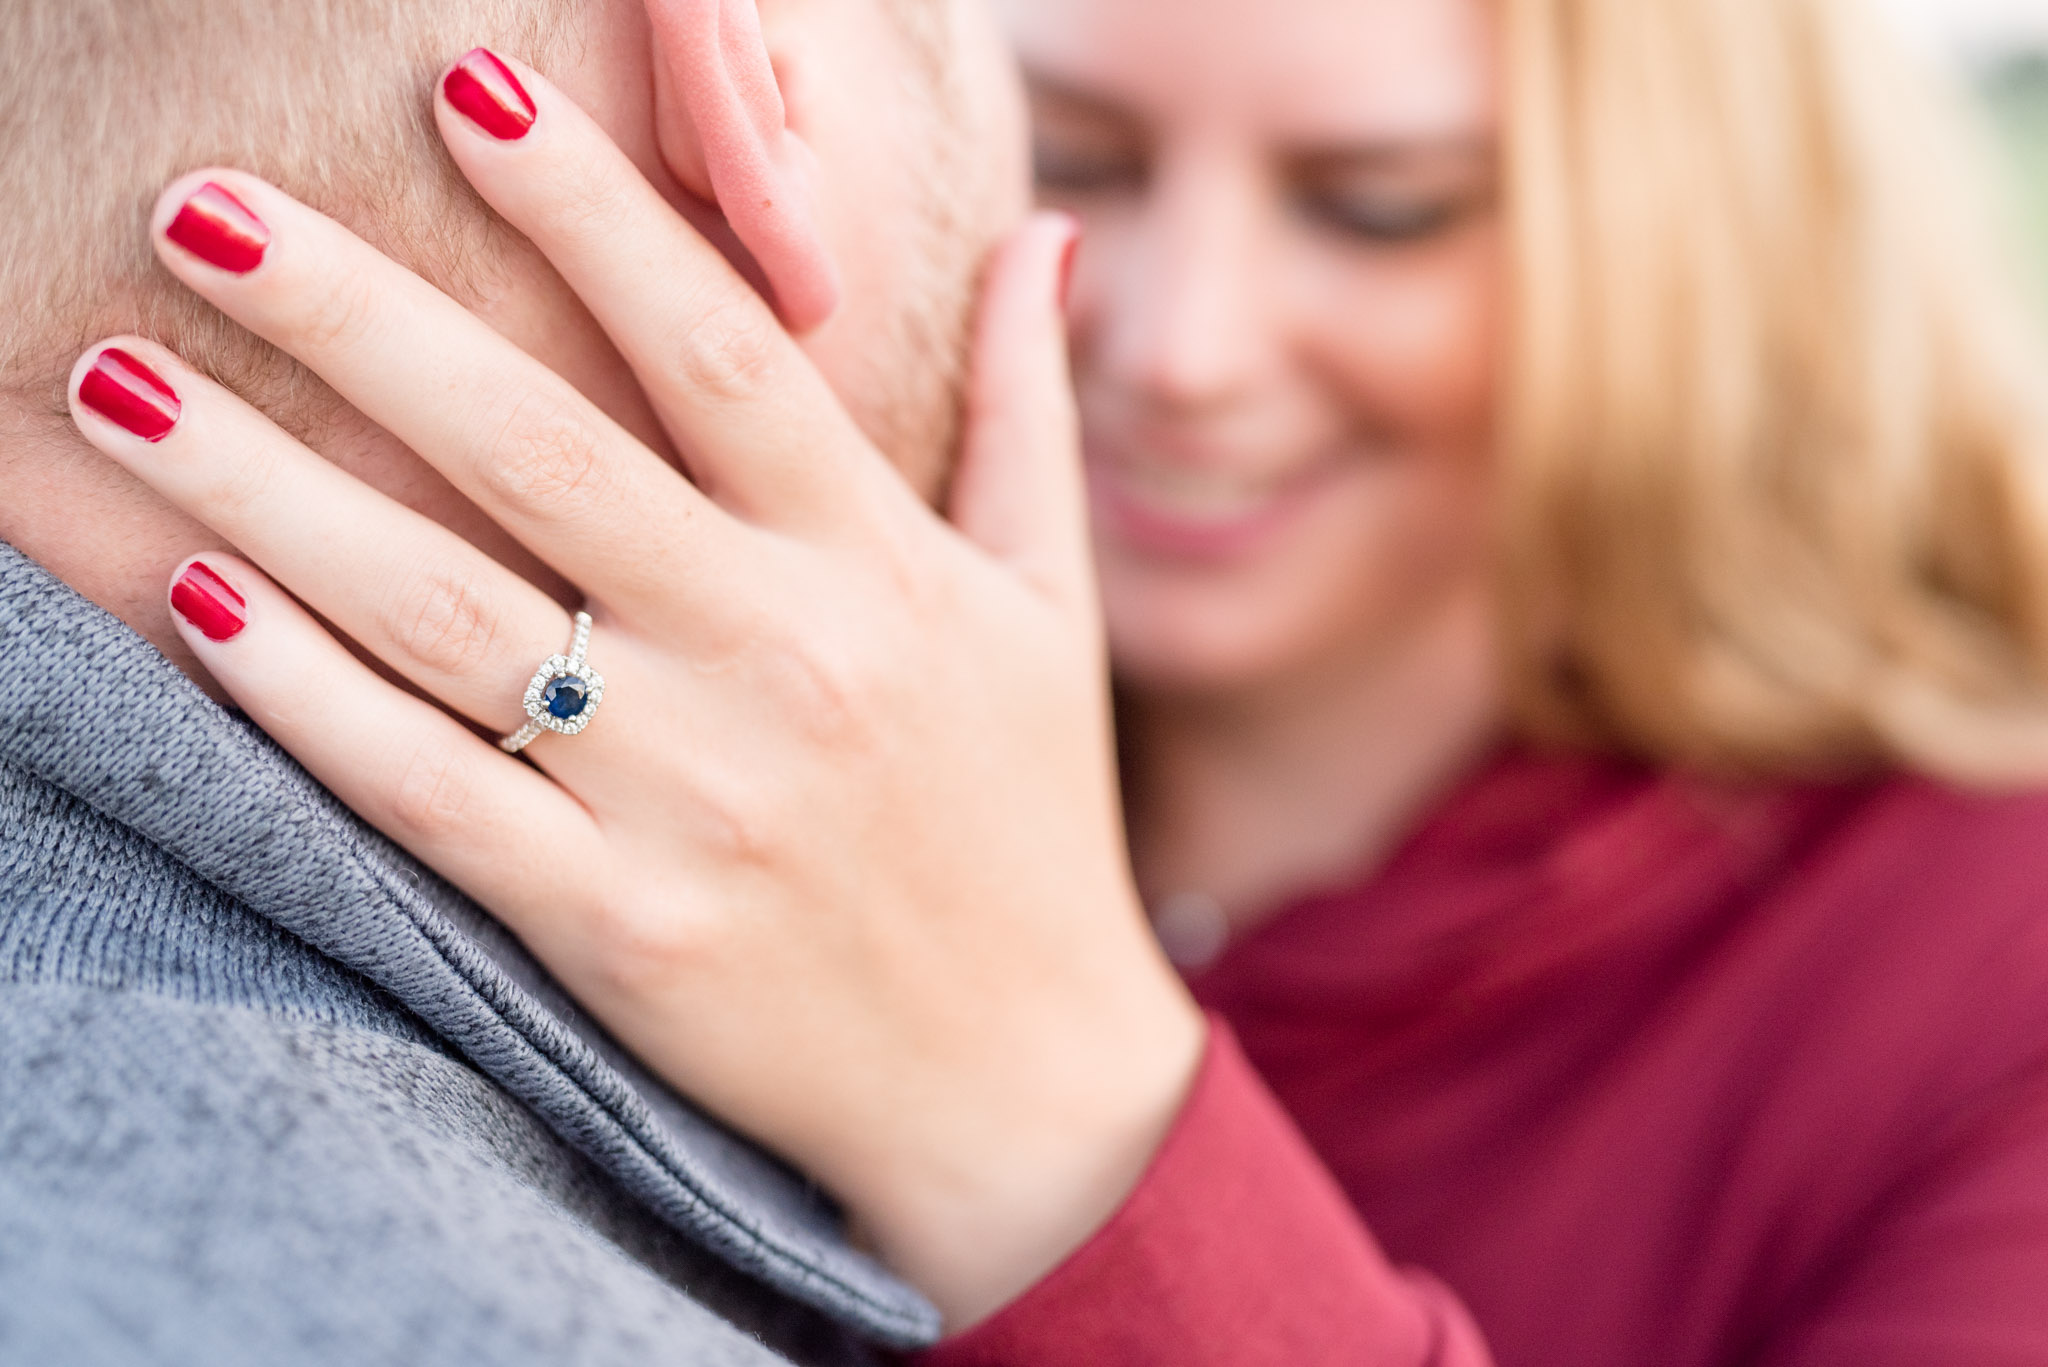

{"left": 1102, "top": 577, "right": 1332, "bottom": 698}
{"left": 1096, "top": 530, "right": 1490, "bottom": 703}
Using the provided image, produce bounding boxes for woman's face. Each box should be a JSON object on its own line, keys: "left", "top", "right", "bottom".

{"left": 1004, "top": 0, "right": 1503, "bottom": 697}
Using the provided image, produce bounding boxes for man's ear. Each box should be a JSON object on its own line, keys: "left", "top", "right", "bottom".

{"left": 645, "top": 0, "right": 841, "bottom": 332}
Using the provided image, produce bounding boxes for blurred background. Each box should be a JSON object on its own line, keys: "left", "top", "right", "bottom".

{"left": 1987, "top": 50, "right": 2048, "bottom": 282}
{"left": 1888, "top": 0, "right": 2048, "bottom": 289}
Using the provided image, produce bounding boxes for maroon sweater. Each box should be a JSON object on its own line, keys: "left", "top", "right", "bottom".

{"left": 921, "top": 752, "right": 2048, "bottom": 1365}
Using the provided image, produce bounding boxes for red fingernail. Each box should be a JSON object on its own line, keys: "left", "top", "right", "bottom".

{"left": 1057, "top": 221, "right": 1083, "bottom": 313}
{"left": 444, "top": 48, "right": 536, "bottom": 140}
{"left": 166, "top": 182, "right": 271, "bottom": 274}
{"left": 79, "top": 349, "right": 182, "bottom": 442}
{"left": 171, "top": 562, "right": 248, "bottom": 643}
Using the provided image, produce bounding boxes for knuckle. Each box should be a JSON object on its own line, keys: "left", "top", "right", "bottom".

{"left": 197, "top": 447, "right": 283, "bottom": 529}
{"left": 775, "top": 636, "right": 881, "bottom": 752}
{"left": 583, "top": 893, "right": 716, "bottom": 992}
{"left": 382, "top": 564, "right": 503, "bottom": 679}
{"left": 480, "top": 391, "right": 612, "bottom": 513}
{"left": 673, "top": 292, "right": 782, "bottom": 405}
{"left": 698, "top": 792, "right": 784, "bottom": 873}
{"left": 385, "top": 738, "right": 476, "bottom": 846}
{"left": 542, "top": 160, "right": 635, "bottom": 256}
{"left": 289, "top": 261, "right": 383, "bottom": 355}
{"left": 874, "top": 530, "right": 945, "bottom": 619}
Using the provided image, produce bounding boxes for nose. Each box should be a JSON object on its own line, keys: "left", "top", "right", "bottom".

{"left": 1081, "top": 148, "right": 1276, "bottom": 413}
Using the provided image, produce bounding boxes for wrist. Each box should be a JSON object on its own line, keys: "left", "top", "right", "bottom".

{"left": 851, "top": 981, "right": 1208, "bottom": 1330}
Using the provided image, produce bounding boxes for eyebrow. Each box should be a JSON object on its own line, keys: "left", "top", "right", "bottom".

{"left": 1021, "top": 68, "right": 1139, "bottom": 127}
{"left": 1022, "top": 67, "right": 1495, "bottom": 171}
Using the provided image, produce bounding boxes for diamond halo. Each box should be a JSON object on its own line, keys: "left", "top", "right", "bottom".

{"left": 500, "top": 612, "right": 607, "bottom": 755}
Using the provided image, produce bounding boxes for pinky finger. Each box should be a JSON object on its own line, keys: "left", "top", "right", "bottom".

{"left": 167, "top": 554, "right": 603, "bottom": 929}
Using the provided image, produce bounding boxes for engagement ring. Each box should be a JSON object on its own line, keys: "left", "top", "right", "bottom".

{"left": 500, "top": 612, "right": 606, "bottom": 755}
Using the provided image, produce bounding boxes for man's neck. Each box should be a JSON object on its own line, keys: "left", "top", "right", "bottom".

{"left": 0, "top": 400, "right": 227, "bottom": 683}
{"left": 0, "top": 0, "right": 678, "bottom": 693}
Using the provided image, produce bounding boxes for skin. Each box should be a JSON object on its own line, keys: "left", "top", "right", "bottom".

{"left": 1, "top": 0, "right": 1015, "bottom": 680}
{"left": 35, "top": 0, "right": 1507, "bottom": 1333}
{"left": 1005, "top": 0, "right": 1510, "bottom": 932}
{"left": 56, "top": 16, "right": 1205, "bottom": 1332}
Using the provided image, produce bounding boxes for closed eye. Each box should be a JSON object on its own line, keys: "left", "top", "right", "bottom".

{"left": 1294, "top": 189, "right": 1478, "bottom": 244}
{"left": 1034, "top": 137, "right": 1150, "bottom": 196}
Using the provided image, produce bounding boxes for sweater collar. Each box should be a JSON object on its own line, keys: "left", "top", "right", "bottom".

{"left": 0, "top": 540, "right": 938, "bottom": 1348}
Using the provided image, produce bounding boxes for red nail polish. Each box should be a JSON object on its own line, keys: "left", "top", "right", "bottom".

{"left": 171, "top": 562, "right": 248, "bottom": 643}
{"left": 79, "top": 350, "right": 182, "bottom": 442}
{"left": 165, "top": 183, "right": 271, "bottom": 274}
{"left": 444, "top": 48, "right": 536, "bottom": 140}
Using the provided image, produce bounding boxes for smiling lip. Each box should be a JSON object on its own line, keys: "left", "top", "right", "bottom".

{"left": 1087, "top": 453, "right": 1345, "bottom": 563}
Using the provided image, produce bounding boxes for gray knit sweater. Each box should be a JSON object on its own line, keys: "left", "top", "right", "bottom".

{"left": 0, "top": 541, "right": 940, "bottom": 1366}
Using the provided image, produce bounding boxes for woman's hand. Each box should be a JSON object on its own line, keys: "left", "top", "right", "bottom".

{"left": 66, "top": 51, "right": 1204, "bottom": 1327}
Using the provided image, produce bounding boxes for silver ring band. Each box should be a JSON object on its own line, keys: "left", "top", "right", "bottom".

{"left": 500, "top": 612, "right": 606, "bottom": 755}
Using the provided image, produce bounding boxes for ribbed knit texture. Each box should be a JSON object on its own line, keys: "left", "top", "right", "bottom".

{"left": 0, "top": 542, "right": 940, "bottom": 1363}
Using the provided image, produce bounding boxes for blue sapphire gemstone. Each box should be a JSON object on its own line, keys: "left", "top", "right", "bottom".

{"left": 543, "top": 675, "right": 590, "bottom": 720}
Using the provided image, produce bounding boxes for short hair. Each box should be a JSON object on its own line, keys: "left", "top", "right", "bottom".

{"left": 1497, "top": 0, "right": 2048, "bottom": 783}
{"left": 0, "top": 0, "right": 601, "bottom": 434}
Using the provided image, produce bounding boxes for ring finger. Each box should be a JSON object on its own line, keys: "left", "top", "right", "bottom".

{"left": 161, "top": 552, "right": 602, "bottom": 932}
{"left": 68, "top": 337, "right": 576, "bottom": 740}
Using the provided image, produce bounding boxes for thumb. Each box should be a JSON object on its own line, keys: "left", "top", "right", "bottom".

{"left": 948, "top": 212, "right": 1092, "bottom": 609}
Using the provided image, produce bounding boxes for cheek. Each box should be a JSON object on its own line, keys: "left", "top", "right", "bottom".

{"left": 1301, "top": 228, "right": 1502, "bottom": 450}
{"left": 1100, "top": 230, "right": 1503, "bottom": 692}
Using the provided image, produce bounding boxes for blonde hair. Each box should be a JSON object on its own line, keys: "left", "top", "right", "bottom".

{"left": 1498, "top": 0, "right": 2048, "bottom": 786}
